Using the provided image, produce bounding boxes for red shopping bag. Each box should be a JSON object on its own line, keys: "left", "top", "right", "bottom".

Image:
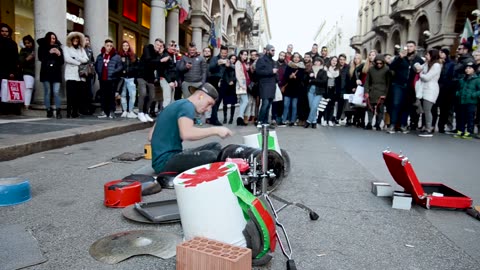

{"left": 1, "top": 79, "right": 25, "bottom": 103}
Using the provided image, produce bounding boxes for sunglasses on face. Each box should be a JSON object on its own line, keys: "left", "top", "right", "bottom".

{"left": 375, "top": 62, "right": 384, "bottom": 65}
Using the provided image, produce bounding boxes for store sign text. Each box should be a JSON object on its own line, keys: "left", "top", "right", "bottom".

{"left": 66, "top": 13, "right": 84, "bottom": 25}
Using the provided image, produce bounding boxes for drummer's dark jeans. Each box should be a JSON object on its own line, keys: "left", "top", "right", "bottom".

{"left": 161, "top": 142, "right": 222, "bottom": 173}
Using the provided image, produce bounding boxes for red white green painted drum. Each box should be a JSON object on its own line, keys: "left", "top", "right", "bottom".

{"left": 243, "top": 131, "right": 282, "bottom": 155}
{"left": 173, "top": 162, "right": 248, "bottom": 247}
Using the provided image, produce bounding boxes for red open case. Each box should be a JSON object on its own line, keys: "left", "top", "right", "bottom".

{"left": 383, "top": 150, "right": 472, "bottom": 209}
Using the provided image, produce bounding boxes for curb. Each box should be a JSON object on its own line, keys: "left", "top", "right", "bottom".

{"left": 0, "top": 121, "right": 152, "bottom": 161}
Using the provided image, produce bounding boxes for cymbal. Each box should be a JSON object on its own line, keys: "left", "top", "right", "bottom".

{"left": 89, "top": 230, "right": 182, "bottom": 264}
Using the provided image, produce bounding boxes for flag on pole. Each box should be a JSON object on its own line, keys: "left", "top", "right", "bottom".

{"left": 178, "top": 0, "right": 190, "bottom": 24}
{"left": 460, "top": 18, "right": 474, "bottom": 44}
{"left": 209, "top": 19, "right": 217, "bottom": 48}
{"left": 474, "top": 19, "right": 479, "bottom": 50}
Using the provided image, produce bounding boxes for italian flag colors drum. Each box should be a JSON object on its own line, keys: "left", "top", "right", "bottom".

{"left": 173, "top": 162, "right": 276, "bottom": 260}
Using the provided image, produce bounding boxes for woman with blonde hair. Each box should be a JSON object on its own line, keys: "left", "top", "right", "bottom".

{"left": 345, "top": 53, "right": 363, "bottom": 126}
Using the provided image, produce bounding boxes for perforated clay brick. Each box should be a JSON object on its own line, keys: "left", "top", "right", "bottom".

{"left": 176, "top": 237, "right": 252, "bottom": 270}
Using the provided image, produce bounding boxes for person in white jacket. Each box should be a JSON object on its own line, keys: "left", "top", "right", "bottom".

{"left": 418, "top": 49, "right": 442, "bottom": 137}
{"left": 63, "top": 31, "right": 89, "bottom": 118}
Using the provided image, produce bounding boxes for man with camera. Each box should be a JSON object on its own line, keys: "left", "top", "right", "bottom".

{"left": 177, "top": 42, "right": 207, "bottom": 100}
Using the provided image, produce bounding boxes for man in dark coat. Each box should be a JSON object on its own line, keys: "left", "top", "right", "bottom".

{"left": 387, "top": 40, "right": 423, "bottom": 133}
{"left": 256, "top": 44, "right": 278, "bottom": 124}
{"left": 207, "top": 45, "right": 229, "bottom": 126}
{"left": 0, "top": 23, "right": 19, "bottom": 115}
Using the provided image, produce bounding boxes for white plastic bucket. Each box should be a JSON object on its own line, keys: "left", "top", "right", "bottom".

{"left": 173, "top": 162, "right": 247, "bottom": 247}
{"left": 243, "top": 131, "right": 281, "bottom": 155}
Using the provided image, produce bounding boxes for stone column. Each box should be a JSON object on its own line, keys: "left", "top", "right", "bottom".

{"left": 166, "top": 8, "right": 179, "bottom": 44}
{"left": 34, "top": 0, "right": 67, "bottom": 105}
{"left": 192, "top": 27, "right": 202, "bottom": 49}
{"left": 150, "top": 0, "right": 166, "bottom": 43}
{"left": 84, "top": 0, "right": 108, "bottom": 59}
{"left": 202, "top": 33, "right": 210, "bottom": 50}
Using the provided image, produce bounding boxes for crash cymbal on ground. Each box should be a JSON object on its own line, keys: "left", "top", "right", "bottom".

{"left": 89, "top": 230, "right": 182, "bottom": 264}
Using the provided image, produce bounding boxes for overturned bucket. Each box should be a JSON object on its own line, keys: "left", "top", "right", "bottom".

{"left": 0, "top": 177, "right": 31, "bottom": 206}
{"left": 173, "top": 162, "right": 247, "bottom": 247}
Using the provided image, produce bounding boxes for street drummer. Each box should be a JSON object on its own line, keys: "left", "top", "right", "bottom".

{"left": 148, "top": 82, "right": 233, "bottom": 174}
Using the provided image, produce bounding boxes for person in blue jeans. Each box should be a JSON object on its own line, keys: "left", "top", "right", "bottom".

{"left": 306, "top": 58, "right": 328, "bottom": 128}
{"left": 281, "top": 52, "right": 305, "bottom": 126}
{"left": 37, "top": 32, "right": 64, "bottom": 118}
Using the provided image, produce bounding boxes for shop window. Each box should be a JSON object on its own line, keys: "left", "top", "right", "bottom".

{"left": 123, "top": 0, "right": 138, "bottom": 23}
{"left": 142, "top": 3, "right": 151, "bottom": 29}
{"left": 140, "top": 36, "right": 149, "bottom": 56}
{"left": 14, "top": 0, "right": 34, "bottom": 46}
{"left": 122, "top": 28, "right": 137, "bottom": 54}
{"left": 109, "top": 0, "right": 118, "bottom": 13}
{"left": 108, "top": 21, "right": 117, "bottom": 47}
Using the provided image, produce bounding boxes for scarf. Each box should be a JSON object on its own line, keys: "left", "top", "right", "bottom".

{"left": 327, "top": 66, "right": 339, "bottom": 78}
{"left": 312, "top": 65, "right": 322, "bottom": 78}
{"left": 241, "top": 62, "right": 250, "bottom": 87}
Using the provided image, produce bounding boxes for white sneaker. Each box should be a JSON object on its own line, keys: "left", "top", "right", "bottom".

{"left": 321, "top": 120, "right": 327, "bottom": 127}
{"left": 138, "top": 112, "right": 148, "bottom": 122}
{"left": 328, "top": 121, "right": 334, "bottom": 127}
{"left": 127, "top": 111, "right": 137, "bottom": 118}
{"left": 120, "top": 111, "right": 128, "bottom": 118}
{"left": 97, "top": 112, "right": 107, "bottom": 118}
{"left": 144, "top": 114, "right": 154, "bottom": 122}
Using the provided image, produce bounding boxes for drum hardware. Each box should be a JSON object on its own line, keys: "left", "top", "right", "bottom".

{"left": 252, "top": 124, "right": 319, "bottom": 270}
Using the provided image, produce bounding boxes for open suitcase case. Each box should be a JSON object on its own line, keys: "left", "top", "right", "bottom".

{"left": 383, "top": 150, "right": 472, "bottom": 209}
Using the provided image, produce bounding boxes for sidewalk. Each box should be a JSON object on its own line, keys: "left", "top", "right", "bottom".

{"left": 0, "top": 110, "right": 152, "bottom": 161}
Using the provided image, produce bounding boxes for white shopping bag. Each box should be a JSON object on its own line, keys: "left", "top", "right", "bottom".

{"left": 1, "top": 79, "right": 26, "bottom": 103}
{"left": 352, "top": 85, "right": 366, "bottom": 107}
{"left": 274, "top": 84, "right": 283, "bottom": 102}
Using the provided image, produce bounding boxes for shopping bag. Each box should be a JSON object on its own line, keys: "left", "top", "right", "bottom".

{"left": 1, "top": 79, "right": 25, "bottom": 103}
{"left": 414, "top": 75, "right": 423, "bottom": 99}
{"left": 274, "top": 84, "right": 283, "bottom": 102}
{"left": 352, "top": 85, "right": 366, "bottom": 107}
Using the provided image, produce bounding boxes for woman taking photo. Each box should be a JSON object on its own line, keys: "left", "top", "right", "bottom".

{"left": 38, "top": 32, "right": 64, "bottom": 118}
{"left": 235, "top": 50, "right": 251, "bottom": 126}
{"left": 280, "top": 52, "right": 305, "bottom": 126}
{"left": 418, "top": 49, "right": 442, "bottom": 137}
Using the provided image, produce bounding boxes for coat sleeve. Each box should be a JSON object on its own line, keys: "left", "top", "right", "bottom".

{"left": 95, "top": 55, "right": 102, "bottom": 75}
{"left": 364, "top": 70, "right": 372, "bottom": 94}
{"left": 420, "top": 63, "right": 441, "bottom": 82}
{"left": 79, "top": 48, "right": 89, "bottom": 63}
{"left": 113, "top": 56, "right": 124, "bottom": 75}
{"left": 63, "top": 46, "right": 81, "bottom": 66}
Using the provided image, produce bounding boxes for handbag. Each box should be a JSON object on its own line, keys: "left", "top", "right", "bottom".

{"left": 414, "top": 74, "right": 423, "bottom": 99}
{"left": 352, "top": 85, "right": 366, "bottom": 107}
{"left": 1, "top": 79, "right": 25, "bottom": 103}
{"left": 280, "top": 83, "right": 288, "bottom": 93}
{"left": 79, "top": 62, "right": 95, "bottom": 77}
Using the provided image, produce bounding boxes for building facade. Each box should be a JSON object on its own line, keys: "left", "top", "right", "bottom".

{"left": 350, "top": 0, "right": 479, "bottom": 58}
{"left": 314, "top": 17, "right": 356, "bottom": 60}
{"left": 0, "top": 0, "right": 265, "bottom": 105}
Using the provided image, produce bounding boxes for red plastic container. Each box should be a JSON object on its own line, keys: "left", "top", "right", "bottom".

{"left": 104, "top": 180, "right": 142, "bottom": 208}
{"left": 383, "top": 150, "right": 472, "bottom": 209}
